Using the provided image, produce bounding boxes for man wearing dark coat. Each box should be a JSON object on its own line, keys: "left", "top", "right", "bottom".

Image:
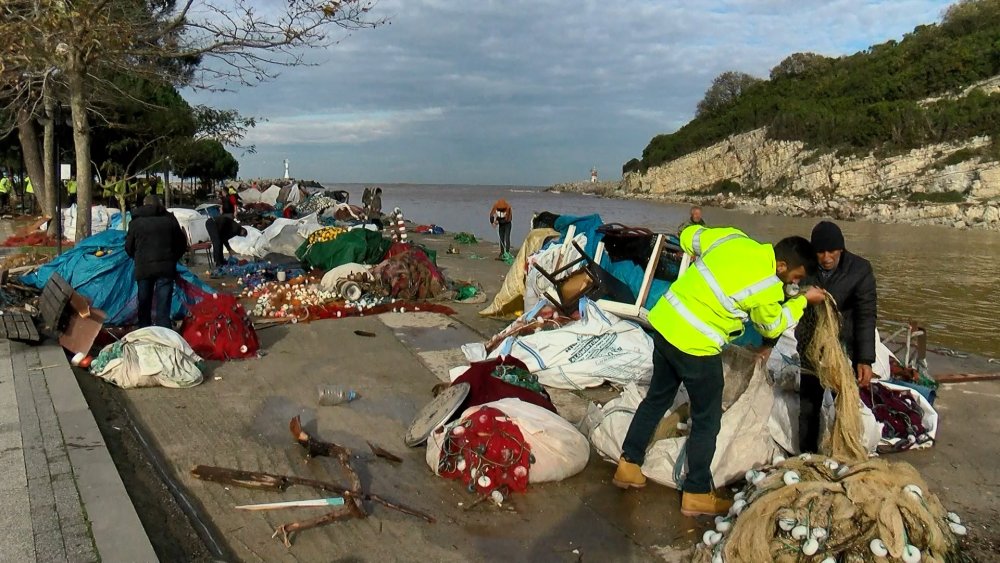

{"left": 125, "top": 195, "right": 189, "bottom": 328}
{"left": 796, "top": 220, "right": 878, "bottom": 453}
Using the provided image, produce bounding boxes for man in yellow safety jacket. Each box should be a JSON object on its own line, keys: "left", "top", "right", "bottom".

{"left": 66, "top": 177, "right": 77, "bottom": 205}
{"left": 24, "top": 176, "right": 35, "bottom": 214}
{"left": 613, "top": 225, "right": 827, "bottom": 516}
{"left": 0, "top": 174, "right": 11, "bottom": 212}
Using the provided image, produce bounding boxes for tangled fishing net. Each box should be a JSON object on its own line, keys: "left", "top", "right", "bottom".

{"left": 805, "top": 294, "right": 868, "bottom": 462}
{"left": 691, "top": 296, "right": 966, "bottom": 562}
{"left": 691, "top": 455, "right": 967, "bottom": 562}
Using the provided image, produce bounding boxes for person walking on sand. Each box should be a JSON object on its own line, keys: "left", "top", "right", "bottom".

{"left": 489, "top": 198, "right": 513, "bottom": 259}
{"left": 612, "top": 225, "right": 826, "bottom": 516}
{"left": 125, "top": 195, "right": 189, "bottom": 328}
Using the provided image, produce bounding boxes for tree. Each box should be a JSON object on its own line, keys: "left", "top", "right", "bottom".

{"left": 770, "top": 53, "right": 832, "bottom": 80}
{"left": 695, "top": 71, "right": 763, "bottom": 118}
{"left": 171, "top": 138, "right": 239, "bottom": 189}
{"left": 1, "top": 0, "right": 386, "bottom": 240}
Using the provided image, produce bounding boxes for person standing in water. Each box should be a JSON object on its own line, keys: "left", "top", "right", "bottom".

{"left": 489, "top": 198, "right": 513, "bottom": 259}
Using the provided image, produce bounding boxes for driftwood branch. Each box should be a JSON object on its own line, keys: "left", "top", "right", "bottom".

{"left": 289, "top": 415, "right": 365, "bottom": 519}
{"left": 189, "top": 465, "right": 435, "bottom": 523}
{"left": 190, "top": 416, "right": 435, "bottom": 546}
{"left": 271, "top": 506, "right": 355, "bottom": 548}
{"left": 367, "top": 441, "right": 403, "bottom": 464}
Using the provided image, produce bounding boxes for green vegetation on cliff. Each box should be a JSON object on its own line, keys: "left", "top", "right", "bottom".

{"left": 632, "top": 0, "right": 1000, "bottom": 174}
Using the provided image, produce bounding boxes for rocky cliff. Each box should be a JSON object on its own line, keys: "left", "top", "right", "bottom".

{"left": 569, "top": 127, "right": 1000, "bottom": 230}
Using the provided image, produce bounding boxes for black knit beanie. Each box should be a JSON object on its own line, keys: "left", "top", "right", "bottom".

{"left": 810, "top": 221, "right": 845, "bottom": 252}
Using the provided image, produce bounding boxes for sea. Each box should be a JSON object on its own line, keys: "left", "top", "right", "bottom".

{"left": 323, "top": 182, "right": 1000, "bottom": 359}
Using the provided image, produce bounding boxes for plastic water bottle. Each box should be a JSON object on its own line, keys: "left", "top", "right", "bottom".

{"left": 317, "top": 386, "right": 360, "bottom": 406}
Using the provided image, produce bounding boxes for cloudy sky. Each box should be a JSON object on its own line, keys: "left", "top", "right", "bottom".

{"left": 185, "top": 0, "right": 953, "bottom": 185}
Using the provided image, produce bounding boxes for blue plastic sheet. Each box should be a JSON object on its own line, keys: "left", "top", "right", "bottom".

{"left": 20, "top": 229, "right": 213, "bottom": 326}
{"left": 553, "top": 214, "right": 604, "bottom": 257}
{"left": 603, "top": 259, "right": 671, "bottom": 310}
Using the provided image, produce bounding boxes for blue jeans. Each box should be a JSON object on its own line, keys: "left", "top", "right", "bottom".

{"left": 621, "top": 331, "right": 723, "bottom": 493}
{"left": 137, "top": 277, "right": 174, "bottom": 328}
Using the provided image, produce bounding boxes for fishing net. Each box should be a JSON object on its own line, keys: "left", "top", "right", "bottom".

{"left": 804, "top": 295, "right": 868, "bottom": 462}
{"left": 453, "top": 232, "right": 478, "bottom": 244}
{"left": 690, "top": 455, "right": 966, "bottom": 562}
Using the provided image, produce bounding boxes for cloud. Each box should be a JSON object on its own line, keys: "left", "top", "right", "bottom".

{"left": 185, "top": 0, "right": 955, "bottom": 184}
{"left": 245, "top": 108, "right": 445, "bottom": 145}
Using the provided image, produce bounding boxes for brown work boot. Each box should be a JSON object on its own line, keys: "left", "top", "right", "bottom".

{"left": 681, "top": 491, "right": 733, "bottom": 516}
{"left": 612, "top": 457, "right": 647, "bottom": 489}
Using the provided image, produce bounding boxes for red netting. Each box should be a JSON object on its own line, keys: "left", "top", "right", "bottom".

{"left": 3, "top": 232, "right": 74, "bottom": 247}
{"left": 437, "top": 406, "right": 531, "bottom": 495}
{"left": 179, "top": 282, "right": 260, "bottom": 361}
{"left": 299, "top": 300, "right": 455, "bottom": 321}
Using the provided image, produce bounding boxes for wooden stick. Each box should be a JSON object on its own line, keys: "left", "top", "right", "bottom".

{"left": 271, "top": 507, "right": 355, "bottom": 548}
{"left": 290, "top": 415, "right": 366, "bottom": 519}
{"left": 189, "top": 465, "right": 435, "bottom": 523}
{"left": 367, "top": 441, "right": 403, "bottom": 464}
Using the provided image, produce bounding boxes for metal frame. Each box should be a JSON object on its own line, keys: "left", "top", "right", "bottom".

{"left": 879, "top": 320, "right": 926, "bottom": 368}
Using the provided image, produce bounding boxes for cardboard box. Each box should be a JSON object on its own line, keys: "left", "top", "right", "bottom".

{"left": 58, "top": 292, "right": 107, "bottom": 356}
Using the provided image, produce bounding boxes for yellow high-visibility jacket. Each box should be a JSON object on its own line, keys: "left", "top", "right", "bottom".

{"left": 66, "top": 179, "right": 77, "bottom": 194}
{"left": 25, "top": 177, "right": 33, "bottom": 194}
{"left": 648, "top": 225, "right": 807, "bottom": 356}
{"left": 0, "top": 177, "right": 11, "bottom": 194}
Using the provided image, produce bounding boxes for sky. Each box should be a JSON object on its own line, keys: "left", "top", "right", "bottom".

{"left": 184, "top": 0, "right": 954, "bottom": 186}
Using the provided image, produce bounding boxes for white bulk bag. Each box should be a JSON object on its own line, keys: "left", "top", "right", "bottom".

{"left": 589, "top": 347, "right": 778, "bottom": 490}
{"left": 426, "top": 398, "right": 590, "bottom": 483}
{"left": 489, "top": 299, "right": 653, "bottom": 390}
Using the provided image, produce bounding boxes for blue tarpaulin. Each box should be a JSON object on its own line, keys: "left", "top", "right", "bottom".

{"left": 20, "top": 229, "right": 212, "bottom": 326}
{"left": 553, "top": 214, "right": 604, "bottom": 257}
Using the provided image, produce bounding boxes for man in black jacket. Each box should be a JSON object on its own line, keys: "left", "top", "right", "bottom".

{"left": 795, "top": 220, "right": 878, "bottom": 453}
{"left": 125, "top": 196, "right": 189, "bottom": 328}
{"left": 205, "top": 214, "right": 247, "bottom": 268}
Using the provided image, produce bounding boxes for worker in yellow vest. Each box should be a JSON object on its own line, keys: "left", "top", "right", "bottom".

{"left": 612, "top": 225, "right": 827, "bottom": 516}
{"left": 155, "top": 177, "right": 164, "bottom": 196}
{"left": 113, "top": 177, "right": 127, "bottom": 209}
{"left": 0, "top": 174, "right": 11, "bottom": 212}
{"left": 24, "top": 176, "right": 35, "bottom": 214}
{"left": 103, "top": 177, "right": 114, "bottom": 205}
{"left": 66, "top": 177, "right": 77, "bottom": 205}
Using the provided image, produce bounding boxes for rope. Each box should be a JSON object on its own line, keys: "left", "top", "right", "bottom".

{"left": 805, "top": 295, "right": 868, "bottom": 462}
{"left": 690, "top": 456, "right": 965, "bottom": 562}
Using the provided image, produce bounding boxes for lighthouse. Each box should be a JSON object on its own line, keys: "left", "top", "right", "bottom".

{"left": 283, "top": 159, "right": 290, "bottom": 180}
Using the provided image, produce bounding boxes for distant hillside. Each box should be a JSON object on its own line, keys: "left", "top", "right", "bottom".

{"left": 626, "top": 0, "right": 1000, "bottom": 176}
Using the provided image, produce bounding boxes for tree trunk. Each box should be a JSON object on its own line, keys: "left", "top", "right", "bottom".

{"left": 42, "top": 96, "right": 58, "bottom": 235}
{"left": 68, "top": 69, "right": 93, "bottom": 240}
{"left": 16, "top": 109, "right": 45, "bottom": 214}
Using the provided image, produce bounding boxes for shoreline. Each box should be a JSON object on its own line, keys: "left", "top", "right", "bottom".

{"left": 550, "top": 181, "right": 1000, "bottom": 231}
{"left": 73, "top": 230, "right": 999, "bottom": 561}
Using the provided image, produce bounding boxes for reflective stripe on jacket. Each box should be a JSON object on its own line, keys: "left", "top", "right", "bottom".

{"left": 647, "top": 225, "right": 807, "bottom": 356}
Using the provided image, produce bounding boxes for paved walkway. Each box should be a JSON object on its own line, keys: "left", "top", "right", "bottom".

{"left": 0, "top": 338, "right": 157, "bottom": 563}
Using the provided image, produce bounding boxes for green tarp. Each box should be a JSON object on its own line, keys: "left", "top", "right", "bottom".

{"left": 296, "top": 229, "right": 392, "bottom": 271}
